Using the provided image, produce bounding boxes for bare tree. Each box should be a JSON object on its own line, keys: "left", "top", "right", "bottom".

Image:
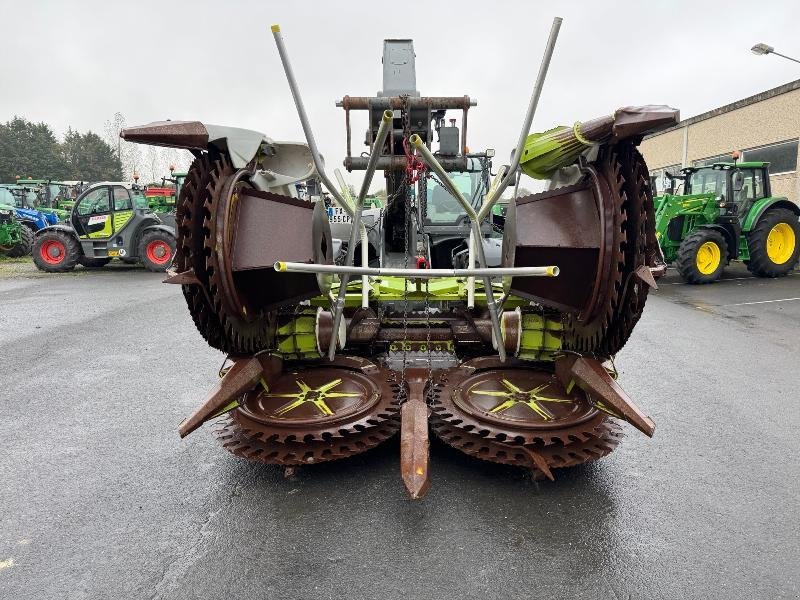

{"left": 103, "top": 112, "right": 142, "bottom": 180}
{"left": 103, "top": 112, "right": 190, "bottom": 182}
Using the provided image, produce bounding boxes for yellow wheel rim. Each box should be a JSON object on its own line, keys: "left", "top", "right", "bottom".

{"left": 696, "top": 241, "right": 721, "bottom": 275}
{"left": 766, "top": 222, "right": 796, "bottom": 265}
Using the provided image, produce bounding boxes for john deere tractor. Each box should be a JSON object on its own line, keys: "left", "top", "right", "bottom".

{"left": 32, "top": 182, "right": 176, "bottom": 272}
{"left": 654, "top": 160, "right": 800, "bottom": 283}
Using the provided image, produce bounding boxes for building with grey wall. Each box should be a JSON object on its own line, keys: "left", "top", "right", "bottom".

{"left": 640, "top": 79, "right": 800, "bottom": 203}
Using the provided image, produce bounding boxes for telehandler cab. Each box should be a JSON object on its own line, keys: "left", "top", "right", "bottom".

{"left": 32, "top": 182, "right": 176, "bottom": 272}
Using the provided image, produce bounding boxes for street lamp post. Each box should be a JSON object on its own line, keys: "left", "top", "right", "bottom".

{"left": 751, "top": 43, "right": 800, "bottom": 64}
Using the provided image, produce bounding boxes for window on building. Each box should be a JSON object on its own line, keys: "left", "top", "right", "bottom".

{"left": 742, "top": 139, "right": 798, "bottom": 175}
{"left": 649, "top": 164, "right": 682, "bottom": 194}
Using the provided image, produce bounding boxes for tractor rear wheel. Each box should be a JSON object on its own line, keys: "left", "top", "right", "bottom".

{"left": 6, "top": 225, "right": 34, "bottom": 257}
{"left": 746, "top": 208, "right": 800, "bottom": 277}
{"left": 32, "top": 231, "right": 80, "bottom": 272}
{"left": 78, "top": 256, "right": 112, "bottom": 268}
{"left": 676, "top": 229, "right": 726, "bottom": 284}
{"left": 139, "top": 230, "right": 176, "bottom": 272}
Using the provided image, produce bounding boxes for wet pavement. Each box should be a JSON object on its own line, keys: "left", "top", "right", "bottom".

{"left": 0, "top": 262, "right": 798, "bottom": 599}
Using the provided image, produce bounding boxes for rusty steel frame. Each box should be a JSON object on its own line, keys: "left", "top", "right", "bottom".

{"left": 343, "top": 155, "right": 470, "bottom": 171}
{"left": 336, "top": 96, "right": 476, "bottom": 110}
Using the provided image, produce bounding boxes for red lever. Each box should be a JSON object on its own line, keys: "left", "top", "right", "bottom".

{"left": 416, "top": 256, "right": 428, "bottom": 269}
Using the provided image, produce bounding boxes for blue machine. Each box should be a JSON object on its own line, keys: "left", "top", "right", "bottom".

{"left": 0, "top": 186, "right": 60, "bottom": 231}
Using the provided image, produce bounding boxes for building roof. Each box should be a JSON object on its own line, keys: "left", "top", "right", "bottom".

{"left": 647, "top": 78, "right": 800, "bottom": 139}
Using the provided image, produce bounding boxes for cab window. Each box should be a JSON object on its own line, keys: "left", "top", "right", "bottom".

{"left": 77, "top": 188, "right": 110, "bottom": 215}
{"left": 686, "top": 168, "right": 726, "bottom": 196}
{"left": 753, "top": 170, "right": 766, "bottom": 199}
{"left": 734, "top": 169, "right": 765, "bottom": 202}
{"left": 113, "top": 187, "right": 132, "bottom": 210}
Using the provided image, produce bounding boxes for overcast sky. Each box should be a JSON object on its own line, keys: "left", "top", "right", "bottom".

{"left": 2, "top": 0, "right": 799, "bottom": 190}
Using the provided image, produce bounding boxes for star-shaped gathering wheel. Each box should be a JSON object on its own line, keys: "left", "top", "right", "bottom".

{"left": 266, "top": 378, "right": 361, "bottom": 417}
{"left": 471, "top": 378, "right": 573, "bottom": 421}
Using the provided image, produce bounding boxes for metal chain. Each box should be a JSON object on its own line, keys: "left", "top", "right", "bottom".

{"left": 424, "top": 273, "right": 433, "bottom": 404}
{"left": 400, "top": 95, "right": 411, "bottom": 402}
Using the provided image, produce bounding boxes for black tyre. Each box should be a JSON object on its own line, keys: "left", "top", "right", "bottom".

{"left": 676, "top": 228, "right": 726, "bottom": 284}
{"left": 6, "top": 225, "right": 34, "bottom": 257}
{"left": 32, "top": 230, "right": 80, "bottom": 272}
{"left": 78, "top": 256, "right": 112, "bottom": 268}
{"left": 138, "top": 230, "right": 176, "bottom": 272}
{"left": 746, "top": 208, "right": 800, "bottom": 278}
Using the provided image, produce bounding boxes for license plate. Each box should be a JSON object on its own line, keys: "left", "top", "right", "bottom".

{"left": 108, "top": 250, "right": 120, "bottom": 257}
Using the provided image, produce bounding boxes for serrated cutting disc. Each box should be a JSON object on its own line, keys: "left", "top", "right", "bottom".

{"left": 217, "top": 365, "right": 403, "bottom": 465}
{"left": 430, "top": 366, "right": 623, "bottom": 478}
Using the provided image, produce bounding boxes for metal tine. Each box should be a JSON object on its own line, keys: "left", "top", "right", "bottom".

{"left": 478, "top": 16, "right": 563, "bottom": 218}
{"left": 271, "top": 24, "right": 349, "bottom": 214}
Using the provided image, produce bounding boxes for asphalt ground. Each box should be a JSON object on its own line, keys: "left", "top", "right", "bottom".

{"left": 0, "top": 259, "right": 798, "bottom": 599}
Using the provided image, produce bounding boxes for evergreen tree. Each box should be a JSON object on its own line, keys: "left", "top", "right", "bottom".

{"left": 61, "top": 129, "right": 123, "bottom": 181}
{"left": 0, "top": 117, "right": 66, "bottom": 182}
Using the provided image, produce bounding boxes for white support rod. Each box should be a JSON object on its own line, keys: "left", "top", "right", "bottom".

{"left": 477, "top": 16, "right": 562, "bottom": 221}
{"left": 470, "top": 220, "right": 507, "bottom": 361}
{"left": 471, "top": 165, "right": 507, "bottom": 309}
{"left": 274, "top": 262, "right": 558, "bottom": 279}
{"left": 487, "top": 164, "right": 509, "bottom": 201}
{"left": 334, "top": 168, "right": 369, "bottom": 308}
{"left": 327, "top": 110, "right": 393, "bottom": 358}
{"left": 359, "top": 227, "right": 369, "bottom": 308}
{"left": 467, "top": 230, "right": 476, "bottom": 308}
{"left": 411, "top": 136, "right": 477, "bottom": 220}
{"left": 271, "top": 24, "right": 349, "bottom": 209}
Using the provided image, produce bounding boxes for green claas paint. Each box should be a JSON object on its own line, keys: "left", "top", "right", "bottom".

{"left": 653, "top": 160, "right": 800, "bottom": 283}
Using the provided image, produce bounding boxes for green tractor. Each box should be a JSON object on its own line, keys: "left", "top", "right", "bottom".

{"left": 32, "top": 182, "right": 176, "bottom": 272}
{"left": 142, "top": 168, "right": 188, "bottom": 227}
{"left": 32, "top": 180, "right": 85, "bottom": 216}
{"left": 8, "top": 178, "right": 78, "bottom": 220}
{"left": 654, "top": 159, "right": 800, "bottom": 283}
{"left": 0, "top": 208, "right": 33, "bottom": 257}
